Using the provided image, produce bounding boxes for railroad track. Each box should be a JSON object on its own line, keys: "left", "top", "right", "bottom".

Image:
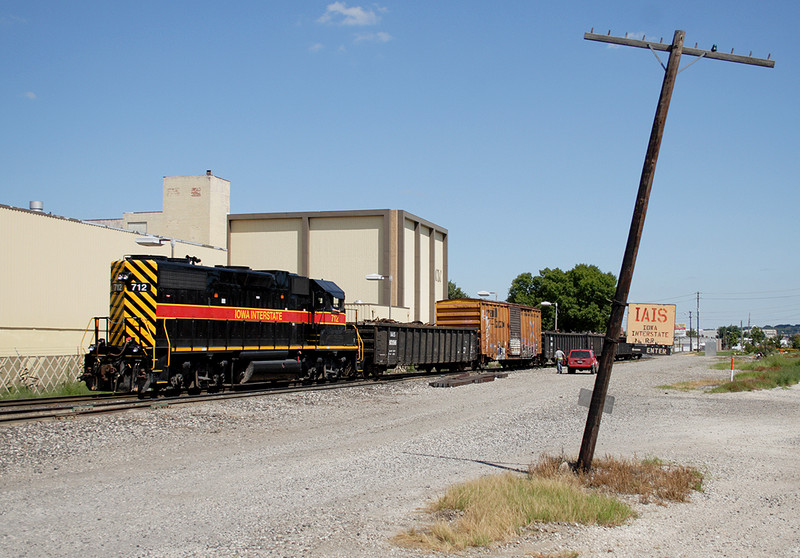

{"left": 0, "top": 370, "right": 501, "bottom": 425}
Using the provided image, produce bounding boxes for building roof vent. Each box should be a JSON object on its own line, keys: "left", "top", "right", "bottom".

{"left": 29, "top": 201, "right": 44, "bottom": 212}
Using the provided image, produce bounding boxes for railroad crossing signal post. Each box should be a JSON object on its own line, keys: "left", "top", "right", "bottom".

{"left": 576, "top": 30, "right": 774, "bottom": 472}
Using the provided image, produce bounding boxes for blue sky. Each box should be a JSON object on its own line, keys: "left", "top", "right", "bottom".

{"left": 2, "top": 1, "right": 798, "bottom": 330}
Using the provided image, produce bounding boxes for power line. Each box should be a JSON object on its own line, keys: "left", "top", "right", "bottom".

{"left": 704, "top": 287, "right": 800, "bottom": 296}
{"left": 704, "top": 294, "right": 800, "bottom": 301}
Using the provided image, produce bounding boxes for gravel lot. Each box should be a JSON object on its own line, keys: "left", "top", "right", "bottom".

{"left": 1, "top": 353, "right": 798, "bottom": 557}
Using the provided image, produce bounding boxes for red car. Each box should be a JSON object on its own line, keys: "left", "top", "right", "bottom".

{"left": 567, "top": 349, "right": 599, "bottom": 374}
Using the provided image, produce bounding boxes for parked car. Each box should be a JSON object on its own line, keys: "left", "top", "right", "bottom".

{"left": 567, "top": 349, "right": 598, "bottom": 374}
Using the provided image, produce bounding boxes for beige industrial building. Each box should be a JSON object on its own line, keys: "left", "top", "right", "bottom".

{"left": 229, "top": 210, "right": 448, "bottom": 324}
{"left": 87, "top": 171, "right": 231, "bottom": 250}
{"left": 0, "top": 172, "right": 448, "bottom": 392}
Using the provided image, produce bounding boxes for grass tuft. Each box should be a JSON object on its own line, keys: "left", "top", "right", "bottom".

{"left": 709, "top": 354, "right": 800, "bottom": 393}
{"left": 659, "top": 354, "right": 800, "bottom": 393}
{"left": 395, "top": 454, "right": 702, "bottom": 552}
{"left": 574, "top": 455, "right": 703, "bottom": 504}
{"left": 1, "top": 381, "right": 94, "bottom": 400}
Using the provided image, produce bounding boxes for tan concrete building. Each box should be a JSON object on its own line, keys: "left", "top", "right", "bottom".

{"left": 228, "top": 210, "right": 448, "bottom": 324}
{"left": 88, "top": 171, "right": 231, "bottom": 250}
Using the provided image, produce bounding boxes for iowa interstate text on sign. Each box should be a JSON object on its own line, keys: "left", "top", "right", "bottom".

{"left": 627, "top": 303, "right": 676, "bottom": 346}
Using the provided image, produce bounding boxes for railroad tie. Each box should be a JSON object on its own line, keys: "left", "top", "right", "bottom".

{"left": 429, "top": 372, "right": 507, "bottom": 388}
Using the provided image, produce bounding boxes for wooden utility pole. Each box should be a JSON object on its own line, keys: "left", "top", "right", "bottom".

{"left": 576, "top": 30, "right": 774, "bottom": 472}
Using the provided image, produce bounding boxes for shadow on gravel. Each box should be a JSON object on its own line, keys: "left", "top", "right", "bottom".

{"left": 402, "top": 451, "right": 528, "bottom": 474}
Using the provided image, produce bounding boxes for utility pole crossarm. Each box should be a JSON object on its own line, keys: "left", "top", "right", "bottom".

{"left": 585, "top": 32, "right": 775, "bottom": 68}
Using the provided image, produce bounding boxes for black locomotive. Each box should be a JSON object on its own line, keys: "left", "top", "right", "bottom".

{"left": 82, "top": 255, "right": 358, "bottom": 395}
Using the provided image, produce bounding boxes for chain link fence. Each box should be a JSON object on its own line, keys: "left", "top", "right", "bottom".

{"left": 0, "top": 354, "right": 82, "bottom": 395}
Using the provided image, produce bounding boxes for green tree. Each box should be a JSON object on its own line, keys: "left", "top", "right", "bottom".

{"left": 750, "top": 326, "right": 766, "bottom": 346}
{"left": 717, "top": 325, "right": 741, "bottom": 349}
{"left": 507, "top": 264, "right": 616, "bottom": 332}
{"left": 448, "top": 280, "right": 468, "bottom": 300}
{"left": 792, "top": 334, "right": 800, "bottom": 350}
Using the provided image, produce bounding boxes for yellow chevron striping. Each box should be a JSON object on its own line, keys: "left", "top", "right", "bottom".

{"left": 124, "top": 295, "right": 156, "bottom": 322}
{"left": 128, "top": 258, "right": 158, "bottom": 283}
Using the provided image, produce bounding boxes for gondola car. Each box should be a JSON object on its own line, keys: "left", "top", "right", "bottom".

{"left": 357, "top": 321, "right": 478, "bottom": 376}
{"left": 82, "top": 256, "right": 359, "bottom": 396}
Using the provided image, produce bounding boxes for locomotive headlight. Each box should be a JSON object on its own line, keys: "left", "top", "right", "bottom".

{"left": 116, "top": 272, "right": 131, "bottom": 282}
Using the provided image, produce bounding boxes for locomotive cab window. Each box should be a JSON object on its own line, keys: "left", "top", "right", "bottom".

{"left": 312, "top": 280, "right": 346, "bottom": 313}
{"left": 315, "top": 294, "right": 333, "bottom": 312}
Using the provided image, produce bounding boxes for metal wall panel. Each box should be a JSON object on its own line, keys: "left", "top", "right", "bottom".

{"left": 228, "top": 218, "right": 302, "bottom": 272}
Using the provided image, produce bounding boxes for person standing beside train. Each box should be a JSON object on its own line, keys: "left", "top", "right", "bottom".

{"left": 554, "top": 348, "right": 566, "bottom": 374}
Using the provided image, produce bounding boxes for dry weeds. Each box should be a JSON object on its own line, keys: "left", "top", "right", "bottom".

{"left": 394, "top": 454, "right": 703, "bottom": 552}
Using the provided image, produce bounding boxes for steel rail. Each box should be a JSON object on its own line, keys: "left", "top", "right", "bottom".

{"left": 0, "top": 370, "right": 463, "bottom": 425}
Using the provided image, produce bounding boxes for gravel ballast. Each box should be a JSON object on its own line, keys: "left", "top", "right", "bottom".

{"left": 1, "top": 353, "right": 798, "bottom": 557}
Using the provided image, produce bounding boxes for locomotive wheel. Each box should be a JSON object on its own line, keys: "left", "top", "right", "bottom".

{"left": 207, "top": 374, "right": 223, "bottom": 393}
{"left": 341, "top": 361, "right": 355, "bottom": 380}
{"left": 165, "top": 373, "right": 184, "bottom": 397}
{"left": 136, "top": 375, "right": 149, "bottom": 398}
{"left": 114, "top": 362, "right": 133, "bottom": 393}
{"left": 82, "top": 371, "right": 96, "bottom": 391}
{"left": 136, "top": 368, "right": 158, "bottom": 399}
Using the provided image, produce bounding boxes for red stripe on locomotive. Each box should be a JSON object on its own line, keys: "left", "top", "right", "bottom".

{"left": 156, "top": 303, "right": 345, "bottom": 325}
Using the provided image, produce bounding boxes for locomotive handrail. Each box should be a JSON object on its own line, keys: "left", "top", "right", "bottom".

{"left": 78, "top": 316, "right": 108, "bottom": 354}
{"left": 161, "top": 318, "right": 173, "bottom": 371}
{"left": 350, "top": 323, "right": 364, "bottom": 363}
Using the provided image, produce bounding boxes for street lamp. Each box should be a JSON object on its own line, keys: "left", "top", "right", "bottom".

{"left": 136, "top": 235, "right": 176, "bottom": 258}
{"left": 365, "top": 273, "right": 393, "bottom": 320}
{"left": 477, "top": 290, "right": 497, "bottom": 301}
{"left": 540, "top": 301, "right": 558, "bottom": 331}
